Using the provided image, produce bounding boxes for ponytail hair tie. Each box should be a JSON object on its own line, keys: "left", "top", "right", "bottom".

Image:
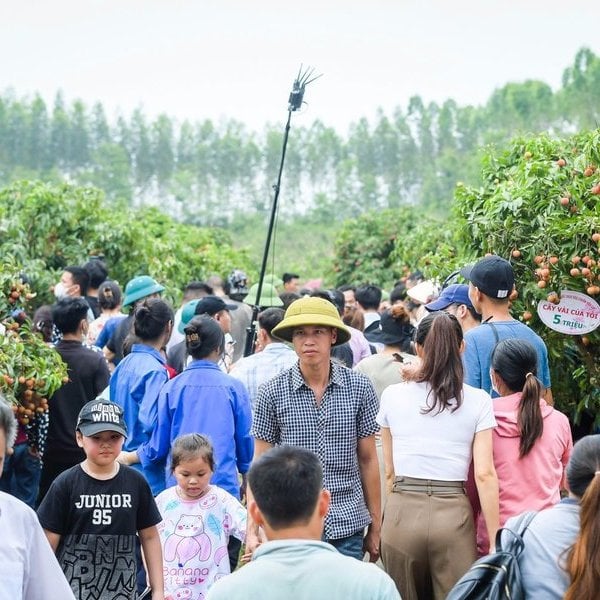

{"left": 525, "top": 372, "right": 535, "bottom": 379}
{"left": 186, "top": 333, "right": 200, "bottom": 342}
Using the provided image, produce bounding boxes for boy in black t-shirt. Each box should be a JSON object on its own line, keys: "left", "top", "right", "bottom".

{"left": 37, "top": 400, "right": 164, "bottom": 600}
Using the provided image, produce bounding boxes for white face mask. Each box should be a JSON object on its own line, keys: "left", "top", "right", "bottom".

{"left": 490, "top": 370, "right": 499, "bottom": 395}
{"left": 54, "top": 282, "right": 68, "bottom": 300}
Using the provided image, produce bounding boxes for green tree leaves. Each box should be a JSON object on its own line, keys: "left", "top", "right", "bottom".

{"left": 0, "top": 181, "right": 254, "bottom": 307}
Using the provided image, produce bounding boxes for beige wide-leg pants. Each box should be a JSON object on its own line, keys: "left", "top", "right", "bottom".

{"left": 381, "top": 477, "right": 477, "bottom": 600}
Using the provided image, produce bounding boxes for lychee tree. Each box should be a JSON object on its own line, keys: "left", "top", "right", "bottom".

{"left": 331, "top": 129, "right": 600, "bottom": 423}
{"left": 452, "top": 129, "right": 600, "bottom": 422}
{"left": 0, "top": 259, "right": 68, "bottom": 452}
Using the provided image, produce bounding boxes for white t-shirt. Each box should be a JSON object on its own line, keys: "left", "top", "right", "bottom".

{"left": 0, "top": 491, "right": 75, "bottom": 599}
{"left": 377, "top": 381, "right": 496, "bottom": 481}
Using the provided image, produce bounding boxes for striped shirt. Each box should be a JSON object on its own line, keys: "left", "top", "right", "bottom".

{"left": 252, "top": 361, "right": 379, "bottom": 539}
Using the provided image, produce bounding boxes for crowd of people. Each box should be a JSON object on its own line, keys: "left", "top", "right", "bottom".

{"left": 1, "top": 255, "right": 598, "bottom": 599}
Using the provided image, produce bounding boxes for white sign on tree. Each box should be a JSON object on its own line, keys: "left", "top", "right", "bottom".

{"left": 537, "top": 290, "right": 600, "bottom": 335}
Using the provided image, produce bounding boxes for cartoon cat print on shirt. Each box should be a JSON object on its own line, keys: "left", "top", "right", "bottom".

{"left": 165, "top": 586, "right": 205, "bottom": 600}
{"left": 164, "top": 514, "right": 212, "bottom": 567}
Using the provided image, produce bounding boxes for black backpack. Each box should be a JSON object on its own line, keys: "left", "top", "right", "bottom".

{"left": 446, "top": 511, "right": 537, "bottom": 600}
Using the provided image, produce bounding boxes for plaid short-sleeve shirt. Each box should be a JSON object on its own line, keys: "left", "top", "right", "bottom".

{"left": 252, "top": 361, "right": 379, "bottom": 539}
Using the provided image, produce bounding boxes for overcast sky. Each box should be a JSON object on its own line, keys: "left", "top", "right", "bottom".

{"left": 2, "top": 0, "right": 599, "bottom": 132}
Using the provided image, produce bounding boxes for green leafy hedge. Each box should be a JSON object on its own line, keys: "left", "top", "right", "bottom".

{"left": 0, "top": 180, "right": 254, "bottom": 305}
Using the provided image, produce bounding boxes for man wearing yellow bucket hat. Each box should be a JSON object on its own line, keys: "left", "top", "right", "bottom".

{"left": 248, "top": 297, "right": 381, "bottom": 562}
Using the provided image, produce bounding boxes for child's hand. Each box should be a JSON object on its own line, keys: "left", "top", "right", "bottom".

{"left": 242, "top": 526, "right": 267, "bottom": 562}
{"left": 240, "top": 473, "right": 248, "bottom": 503}
{"left": 240, "top": 548, "right": 253, "bottom": 564}
{"left": 117, "top": 450, "right": 137, "bottom": 466}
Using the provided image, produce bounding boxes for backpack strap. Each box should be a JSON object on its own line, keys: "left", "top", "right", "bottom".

{"left": 495, "top": 510, "right": 537, "bottom": 554}
{"left": 484, "top": 320, "right": 500, "bottom": 344}
{"left": 513, "top": 510, "right": 537, "bottom": 536}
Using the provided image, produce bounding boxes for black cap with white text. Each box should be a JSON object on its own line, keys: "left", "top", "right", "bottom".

{"left": 460, "top": 255, "right": 515, "bottom": 299}
{"left": 77, "top": 399, "right": 128, "bottom": 438}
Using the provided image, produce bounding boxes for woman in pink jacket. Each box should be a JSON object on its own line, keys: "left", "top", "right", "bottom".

{"left": 477, "top": 338, "right": 573, "bottom": 554}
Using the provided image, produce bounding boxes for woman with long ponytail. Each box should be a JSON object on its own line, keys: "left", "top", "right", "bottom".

{"left": 504, "top": 434, "right": 600, "bottom": 599}
{"left": 377, "top": 311, "right": 499, "bottom": 599}
{"left": 477, "top": 338, "right": 572, "bottom": 553}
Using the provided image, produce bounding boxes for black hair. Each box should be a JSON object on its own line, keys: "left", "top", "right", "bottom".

{"left": 415, "top": 311, "right": 464, "bottom": 414}
{"left": 445, "top": 302, "right": 482, "bottom": 323}
{"left": 133, "top": 298, "right": 173, "bottom": 342}
{"left": 84, "top": 259, "right": 108, "bottom": 289}
{"left": 122, "top": 333, "right": 139, "bottom": 357}
{"left": 491, "top": 338, "right": 543, "bottom": 457}
{"left": 407, "top": 270, "right": 424, "bottom": 285}
{"left": 184, "top": 315, "right": 224, "bottom": 360}
{"left": 278, "top": 292, "right": 301, "bottom": 310}
{"left": 282, "top": 272, "right": 300, "bottom": 284}
{"left": 390, "top": 283, "right": 408, "bottom": 304}
{"left": 171, "top": 433, "right": 215, "bottom": 472}
{"left": 355, "top": 284, "right": 382, "bottom": 310}
{"left": 52, "top": 297, "right": 90, "bottom": 334}
{"left": 337, "top": 284, "right": 356, "bottom": 294}
{"left": 258, "top": 308, "right": 286, "bottom": 338}
{"left": 465, "top": 304, "right": 483, "bottom": 322}
{"left": 310, "top": 289, "right": 344, "bottom": 316}
{"left": 248, "top": 445, "right": 323, "bottom": 529}
{"left": 64, "top": 266, "right": 90, "bottom": 296}
{"left": 98, "top": 280, "right": 122, "bottom": 310}
{"left": 183, "top": 281, "right": 213, "bottom": 301}
{"left": 386, "top": 304, "right": 414, "bottom": 353}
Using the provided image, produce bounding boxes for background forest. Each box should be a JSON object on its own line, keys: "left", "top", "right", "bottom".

{"left": 1, "top": 48, "right": 599, "bottom": 276}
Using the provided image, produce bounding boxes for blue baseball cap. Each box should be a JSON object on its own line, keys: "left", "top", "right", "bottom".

{"left": 424, "top": 284, "right": 474, "bottom": 312}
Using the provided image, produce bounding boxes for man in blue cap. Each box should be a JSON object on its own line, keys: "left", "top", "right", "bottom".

{"left": 424, "top": 283, "right": 481, "bottom": 333}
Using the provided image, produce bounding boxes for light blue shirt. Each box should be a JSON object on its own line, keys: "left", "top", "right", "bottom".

{"left": 230, "top": 342, "right": 297, "bottom": 408}
{"left": 463, "top": 320, "right": 551, "bottom": 396}
{"left": 110, "top": 344, "right": 169, "bottom": 495}
{"left": 205, "top": 539, "right": 401, "bottom": 600}
{"left": 505, "top": 499, "right": 579, "bottom": 600}
{"left": 137, "top": 359, "right": 253, "bottom": 498}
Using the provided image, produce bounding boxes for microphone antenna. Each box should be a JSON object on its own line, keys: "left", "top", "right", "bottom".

{"left": 288, "top": 65, "right": 322, "bottom": 112}
{"left": 243, "top": 66, "right": 321, "bottom": 357}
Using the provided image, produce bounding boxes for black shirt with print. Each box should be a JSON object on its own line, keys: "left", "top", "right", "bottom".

{"left": 37, "top": 464, "right": 161, "bottom": 600}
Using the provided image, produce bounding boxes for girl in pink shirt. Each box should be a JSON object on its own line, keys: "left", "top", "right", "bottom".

{"left": 477, "top": 338, "right": 572, "bottom": 554}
